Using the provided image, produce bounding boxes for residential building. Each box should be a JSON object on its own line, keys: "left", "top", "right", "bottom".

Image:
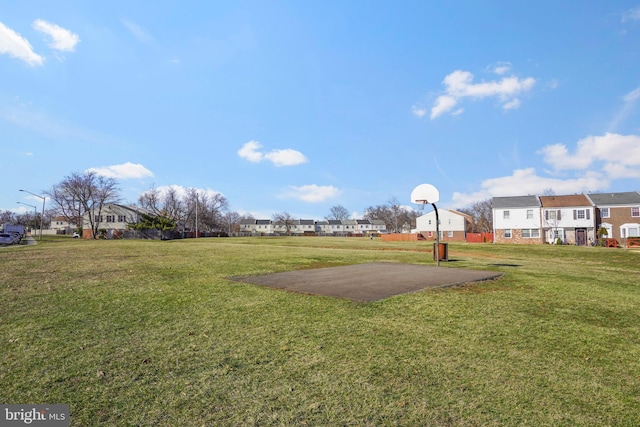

{"left": 587, "top": 192, "right": 640, "bottom": 245}
{"left": 416, "top": 209, "right": 472, "bottom": 242}
{"left": 327, "top": 220, "right": 344, "bottom": 235}
{"left": 50, "top": 216, "right": 73, "bottom": 232}
{"left": 81, "top": 204, "right": 147, "bottom": 239}
{"left": 342, "top": 219, "right": 358, "bottom": 235}
{"left": 539, "top": 194, "right": 595, "bottom": 245}
{"left": 292, "top": 219, "right": 316, "bottom": 235}
{"left": 356, "top": 219, "right": 373, "bottom": 234}
{"left": 371, "top": 219, "right": 387, "bottom": 233}
{"left": 492, "top": 196, "right": 542, "bottom": 244}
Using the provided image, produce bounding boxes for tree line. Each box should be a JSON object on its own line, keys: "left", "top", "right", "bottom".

{"left": 4, "top": 170, "right": 495, "bottom": 238}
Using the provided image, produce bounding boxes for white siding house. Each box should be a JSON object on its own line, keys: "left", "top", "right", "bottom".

{"left": 416, "top": 209, "right": 470, "bottom": 242}
{"left": 539, "top": 195, "right": 595, "bottom": 245}
{"left": 492, "top": 196, "right": 542, "bottom": 244}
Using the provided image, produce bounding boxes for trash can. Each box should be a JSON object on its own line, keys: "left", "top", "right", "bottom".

{"left": 433, "top": 242, "right": 449, "bottom": 261}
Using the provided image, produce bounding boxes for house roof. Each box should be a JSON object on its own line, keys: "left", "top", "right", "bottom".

{"left": 539, "top": 194, "right": 592, "bottom": 208}
{"left": 587, "top": 191, "right": 640, "bottom": 206}
{"left": 256, "top": 219, "right": 271, "bottom": 225}
{"left": 327, "top": 220, "right": 342, "bottom": 225}
{"left": 356, "top": 219, "right": 371, "bottom": 224}
{"left": 492, "top": 195, "right": 540, "bottom": 209}
{"left": 299, "top": 219, "right": 315, "bottom": 225}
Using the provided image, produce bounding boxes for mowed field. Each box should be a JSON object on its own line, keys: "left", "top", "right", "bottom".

{"left": 1, "top": 236, "right": 639, "bottom": 426}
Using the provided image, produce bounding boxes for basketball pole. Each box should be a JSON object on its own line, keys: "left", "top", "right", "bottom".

{"left": 432, "top": 202, "right": 440, "bottom": 267}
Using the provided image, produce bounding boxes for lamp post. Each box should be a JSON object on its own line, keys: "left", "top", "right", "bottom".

{"left": 19, "top": 189, "right": 45, "bottom": 240}
{"left": 17, "top": 202, "right": 37, "bottom": 234}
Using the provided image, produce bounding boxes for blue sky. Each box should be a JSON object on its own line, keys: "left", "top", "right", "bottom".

{"left": 3, "top": 1, "right": 640, "bottom": 220}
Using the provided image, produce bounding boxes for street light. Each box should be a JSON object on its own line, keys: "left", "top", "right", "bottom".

{"left": 19, "top": 189, "right": 45, "bottom": 240}
{"left": 16, "top": 202, "right": 37, "bottom": 235}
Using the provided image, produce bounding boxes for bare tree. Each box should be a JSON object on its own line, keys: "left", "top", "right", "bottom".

{"left": 272, "top": 211, "right": 294, "bottom": 235}
{"left": 220, "top": 211, "right": 242, "bottom": 235}
{"left": 46, "top": 171, "right": 120, "bottom": 239}
{"left": 458, "top": 198, "right": 493, "bottom": 233}
{"left": 363, "top": 197, "right": 418, "bottom": 232}
{"left": 326, "top": 205, "right": 350, "bottom": 221}
{"left": 139, "top": 186, "right": 228, "bottom": 235}
{"left": 0, "top": 210, "right": 16, "bottom": 224}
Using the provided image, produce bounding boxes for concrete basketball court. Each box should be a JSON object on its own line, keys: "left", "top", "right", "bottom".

{"left": 231, "top": 262, "right": 502, "bottom": 302}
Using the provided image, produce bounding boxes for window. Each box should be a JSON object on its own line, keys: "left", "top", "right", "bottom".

{"left": 632, "top": 207, "right": 640, "bottom": 217}
{"left": 621, "top": 224, "right": 640, "bottom": 238}
{"left": 503, "top": 210, "right": 510, "bottom": 219}
{"left": 526, "top": 210, "right": 533, "bottom": 219}
{"left": 448, "top": 231, "right": 453, "bottom": 237}
{"left": 504, "top": 229, "right": 512, "bottom": 238}
{"left": 106, "top": 215, "right": 114, "bottom": 222}
{"left": 118, "top": 215, "right": 126, "bottom": 222}
{"left": 601, "top": 208, "right": 609, "bottom": 218}
{"left": 576, "top": 210, "right": 585, "bottom": 219}
{"left": 521, "top": 229, "right": 540, "bottom": 238}
{"left": 546, "top": 210, "right": 562, "bottom": 221}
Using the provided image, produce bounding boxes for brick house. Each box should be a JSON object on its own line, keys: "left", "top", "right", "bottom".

{"left": 586, "top": 192, "right": 640, "bottom": 246}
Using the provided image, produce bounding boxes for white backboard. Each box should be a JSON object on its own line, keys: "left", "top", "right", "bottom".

{"left": 411, "top": 183, "right": 440, "bottom": 204}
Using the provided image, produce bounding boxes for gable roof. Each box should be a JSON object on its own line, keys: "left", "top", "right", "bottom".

{"left": 539, "top": 194, "right": 592, "bottom": 208}
{"left": 492, "top": 195, "right": 540, "bottom": 209}
{"left": 587, "top": 191, "right": 640, "bottom": 206}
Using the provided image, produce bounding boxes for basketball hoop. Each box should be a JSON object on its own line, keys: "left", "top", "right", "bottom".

{"left": 411, "top": 184, "right": 442, "bottom": 265}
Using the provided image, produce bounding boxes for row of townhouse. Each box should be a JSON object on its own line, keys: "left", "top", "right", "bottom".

{"left": 239, "top": 218, "right": 388, "bottom": 236}
{"left": 492, "top": 192, "right": 640, "bottom": 245}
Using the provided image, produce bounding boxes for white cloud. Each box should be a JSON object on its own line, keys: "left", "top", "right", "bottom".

{"left": 451, "top": 131, "right": 640, "bottom": 208}
{"left": 450, "top": 167, "right": 607, "bottom": 208}
{"left": 121, "top": 19, "right": 153, "bottom": 43}
{"left": 539, "top": 133, "right": 640, "bottom": 176}
{"left": 237, "top": 140, "right": 264, "bottom": 162}
{"left": 87, "top": 162, "right": 154, "bottom": 179}
{"left": 608, "top": 86, "right": 640, "bottom": 131}
{"left": 238, "top": 140, "right": 308, "bottom": 166}
{"left": 492, "top": 62, "right": 512, "bottom": 75}
{"left": 280, "top": 184, "right": 340, "bottom": 203}
{"left": 32, "top": 19, "right": 79, "bottom": 52}
{"left": 264, "top": 148, "right": 308, "bottom": 167}
{"left": 0, "top": 21, "right": 43, "bottom": 66}
{"left": 411, "top": 105, "right": 427, "bottom": 117}
{"left": 622, "top": 7, "right": 640, "bottom": 22}
{"left": 430, "top": 69, "right": 536, "bottom": 119}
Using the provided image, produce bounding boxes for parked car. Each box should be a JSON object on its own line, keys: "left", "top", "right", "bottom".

{"left": 0, "top": 233, "right": 15, "bottom": 244}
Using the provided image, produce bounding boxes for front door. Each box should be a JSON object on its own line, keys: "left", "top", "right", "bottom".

{"left": 576, "top": 228, "right": 587, "bottom": 246}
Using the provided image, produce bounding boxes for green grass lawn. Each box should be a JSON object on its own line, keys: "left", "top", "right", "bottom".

{"left": 1, "top": 237, "right": 639, "bottom": 426}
